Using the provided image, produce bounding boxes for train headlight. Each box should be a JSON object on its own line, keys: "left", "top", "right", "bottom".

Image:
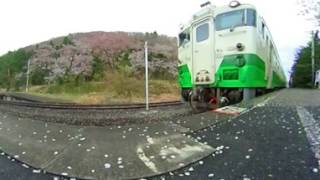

{"left": 229, "top": 1, "right": 241, "bottom": 8}
{"left": 236, "top": 43, "right": 245, "bottom": 51}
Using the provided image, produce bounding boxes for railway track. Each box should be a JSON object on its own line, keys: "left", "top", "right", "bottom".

{"left": 0, "top": 93, "right": 190, "bottom": 127}
{"left": 0, "top": 99, "right": 183, "bottom": 110}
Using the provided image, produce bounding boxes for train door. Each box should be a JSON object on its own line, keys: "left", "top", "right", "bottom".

{"left": 192, "top": 19, "right": 214, "bottom": 85}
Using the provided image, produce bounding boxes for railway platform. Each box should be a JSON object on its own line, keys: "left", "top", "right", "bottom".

{"left": 0, "top": 89, "right": 320, "bottom": 180}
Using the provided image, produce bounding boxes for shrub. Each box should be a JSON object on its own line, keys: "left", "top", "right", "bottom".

{"left": 31, "top": 67, "right": 50, "bottom": 85}
{"left": 91, "top": 56, "right": 105, "bottom": 81}
{"left": 111, "top": 71, "right": 144, "bottom": 97}
{"left": 63, "top": 36, "right": 74, "bottom": 46}
{"left": 150, "top": 67, "right": 175, "bottom": 80}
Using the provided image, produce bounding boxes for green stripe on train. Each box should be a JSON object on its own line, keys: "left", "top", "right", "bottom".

{"left": 272, "top": 71, "right": 287, "bottom": 88}
{"left": 214, "top": 53, "right": 285, "bottom": 88}
{"left": 178, "top": 53, "right": 286, "bottom": 89}
{"left": 178, "top": 64, "right": 193, "bottom": 88}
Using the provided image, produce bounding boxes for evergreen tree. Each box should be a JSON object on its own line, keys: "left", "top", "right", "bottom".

{"left": 291, "top": 32, "right": 320, "bottom": 87}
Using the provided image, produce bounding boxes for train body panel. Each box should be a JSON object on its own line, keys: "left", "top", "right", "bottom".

{"left": 178, "top": 2, "right": 287, "bottom": 91}
{"left": 178, "top": 1, "right": 287, "bottom": 108}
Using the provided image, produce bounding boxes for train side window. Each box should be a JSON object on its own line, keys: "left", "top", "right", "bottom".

{"left": 271, "top": 44, "right": 275, "bottom": 53}
{"left": 196, "top": 23, "right": 209, "bottom": 42}
{"left": 261, "top": 22, "right": 265, "bottom": 39}
{"left": 179, "top": 32, "right": 190, "bottom": 46}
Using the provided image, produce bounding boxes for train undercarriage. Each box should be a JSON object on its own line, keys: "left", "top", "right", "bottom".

{"left": 182, "top": 87, "right": 267, "bottom": 113}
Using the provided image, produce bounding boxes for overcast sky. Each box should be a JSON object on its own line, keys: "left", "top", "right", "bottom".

{"left": 0, "top": 0, "right": 317, "bottom": 77}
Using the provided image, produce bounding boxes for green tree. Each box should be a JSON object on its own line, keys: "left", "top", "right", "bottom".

{"left": 91, "top": 56, "right": 105, "bottom": 81}
{"left": 291, "top": 32, "right": 320, "bottom": 87}
{"left": 0, "top": 49, "right": 33, "bottom": 90}
{"left": 31, "top": 66, "right": 50, "bottom": 85}
{"left": 63, "top": 36, "right": 74, "bottom": 46}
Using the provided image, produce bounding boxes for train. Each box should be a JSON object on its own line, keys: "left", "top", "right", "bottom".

{"left": 178, "top": 1, "right": 287, "bottom": 112}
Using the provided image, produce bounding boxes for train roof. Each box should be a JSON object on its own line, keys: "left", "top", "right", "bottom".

{"left": 213, "top": 3, "right": 256, "bottom": 15}
{"left": 179, "top": 2, "right": 256, "bottom": 32}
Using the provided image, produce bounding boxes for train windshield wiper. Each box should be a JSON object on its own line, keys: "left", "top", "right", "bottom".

{"left": 230, "top": 23, "right": 241, "bottom": 32}
{"left": 229, "top": 12, "right": 245, "bottom": 32}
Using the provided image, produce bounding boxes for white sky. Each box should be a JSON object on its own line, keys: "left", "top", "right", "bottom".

{"left": 0, "top": 0, "right": 316, "bottom": 77}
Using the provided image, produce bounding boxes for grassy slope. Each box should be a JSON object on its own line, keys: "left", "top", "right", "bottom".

{"left": 27, "top": 73, "right": 180, "bottom": 104}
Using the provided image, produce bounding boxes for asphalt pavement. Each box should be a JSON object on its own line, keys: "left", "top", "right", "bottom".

{"left": 0, "top": 89, "right": 320, "bottom": 180}
{"left": 150, "top": 89, "right": 320, "bottom": 180}
{"left": 0, "top": 150, "right": 67, "bottom": 180}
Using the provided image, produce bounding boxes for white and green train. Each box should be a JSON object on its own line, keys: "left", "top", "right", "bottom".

{"left": 178, "top": 1, "right": 287, "bottom": 111}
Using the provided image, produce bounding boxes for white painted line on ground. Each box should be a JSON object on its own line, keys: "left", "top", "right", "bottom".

{"left": 213, "top": 106, "right": 247, "bottom": 115}
{"left": 244, "top": 92, "right": 279, "bottom": 112}
{"left": 255, "top": 96, "right": 274, "bottom": 107}
{"left": 296, "top": 106, "right": 320, "bottom": 169}
{"left": 215, "top": 92, "right": 280, "bottom": 127}
{"left": 160, "top": 144, "right": 212, "bottom": 163}
{"left": 136, "top": 147, "right": 159, "bottom": 173}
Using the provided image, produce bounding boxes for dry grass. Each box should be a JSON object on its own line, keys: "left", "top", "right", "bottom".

{"left": 28, "top": 73, "right": 181, "bottom": 104}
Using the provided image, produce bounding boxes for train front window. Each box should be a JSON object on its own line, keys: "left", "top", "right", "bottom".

{"left": 215, "top": 9, "right": 256, "bottom": 31}
{"left": 246, "top": 9, "right": 256, "bottom": 27}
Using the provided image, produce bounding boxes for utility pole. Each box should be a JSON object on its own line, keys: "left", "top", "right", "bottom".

{"left": 144, "top": 42, "right": 149, "bottom": 111}
{"left": 26, "top": 59, "right": 31, "bottom": 92}
{"left": 312, "top": 31, "right": 315, "bottom": 87}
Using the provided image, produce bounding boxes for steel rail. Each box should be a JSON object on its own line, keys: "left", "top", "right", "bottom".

{"left": 0, "top": 99, "right": 183, "bottom": 110}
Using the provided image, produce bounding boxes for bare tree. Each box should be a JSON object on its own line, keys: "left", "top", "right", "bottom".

{"left": 298, "top": 0, "right": 320, "bottom": 26}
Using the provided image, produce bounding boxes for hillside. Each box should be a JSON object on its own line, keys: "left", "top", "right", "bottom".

{"left": 0, "top": 31, "right": 180, "bottom": 103}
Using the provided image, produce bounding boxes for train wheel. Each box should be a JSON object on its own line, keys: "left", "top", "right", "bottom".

{"left": 181, "top": 89, "right": 191, "bottom": 102}
{"left": 189, "top": 91, "right": 209, "bottom": 113}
